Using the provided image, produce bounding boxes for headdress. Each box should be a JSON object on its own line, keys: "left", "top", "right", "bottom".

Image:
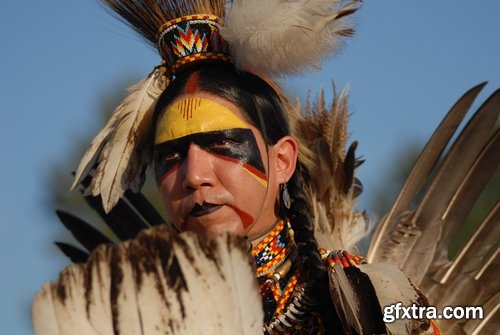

{"left": 71, "top": 0, "right": 361, "bottom": 213}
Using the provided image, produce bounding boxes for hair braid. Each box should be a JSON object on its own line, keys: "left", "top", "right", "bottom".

{"left": 285, "top": 163, "right": 325, "bottom": 284}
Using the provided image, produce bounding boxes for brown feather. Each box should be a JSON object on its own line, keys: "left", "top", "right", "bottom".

{"left": 430, "top": 130, "right": 500, "bottom": 273}
{"left": 368, "top": 83, "right": 487, "bottom": 263}
{"left": 290, "top": 85, "right": 369, "bottom": 251}
{"left": 402, "top": 89, "right": 500, "bottom": 284}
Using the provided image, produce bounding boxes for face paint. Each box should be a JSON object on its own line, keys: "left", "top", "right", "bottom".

{"left": 155, "top": 97, "right": 250, "bottom": 144}
{"left": 229, "top": 205, "right": 254, "bottom": 229}
{"left": 155, "top": 95, "right": 276, "bottom": 239}
{"left": 154, "top": 128, "right": 267, "bottom": 186}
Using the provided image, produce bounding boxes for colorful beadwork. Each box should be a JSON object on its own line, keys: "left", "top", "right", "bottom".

{"left": 255, "top": 222, "right": 326, "bottom": 334}
{"left": 273, "top": 273, "right": 298, "bottom": 315}
{"left": 156, "top": 15, "right": 232, "bottom": 75}
{"left": 252, "top": 220, "right": 291, "bottom": 277}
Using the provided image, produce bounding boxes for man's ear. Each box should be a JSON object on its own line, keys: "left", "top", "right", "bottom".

{"left": 273, "top": 135, "right": 299, "bottom": 183}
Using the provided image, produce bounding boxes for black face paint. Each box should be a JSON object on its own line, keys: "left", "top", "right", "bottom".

{"left": 154, "top": 128, "right": 266, "bottom": 182}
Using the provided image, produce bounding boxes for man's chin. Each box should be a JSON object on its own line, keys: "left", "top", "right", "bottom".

{"left": 185, "top": 219, "right": 244, "bottom": 241}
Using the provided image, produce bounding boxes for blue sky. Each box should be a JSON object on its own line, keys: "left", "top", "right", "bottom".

{"left": 1, "top": 0, "right": 498, "bottom": 333}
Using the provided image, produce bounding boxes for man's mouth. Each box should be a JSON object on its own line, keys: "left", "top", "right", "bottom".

{"left": 189, "top": 202, "right": 223, "bottom": 217}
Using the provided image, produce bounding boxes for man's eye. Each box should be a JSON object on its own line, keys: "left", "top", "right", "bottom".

{"left": 208, "top": 139, "right": 236, "bottom": 148}
{"left": 162, "top": 151, "right": 180, "bottom": 161}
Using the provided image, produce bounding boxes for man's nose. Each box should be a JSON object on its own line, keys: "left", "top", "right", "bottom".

{"left": 181, "top": 143, "right": 216, "bottom": 191}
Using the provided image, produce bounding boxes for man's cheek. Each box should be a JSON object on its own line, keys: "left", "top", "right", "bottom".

{"left": 158, "top": 163, "right": 180, "bottom": 185}
{"left": 211, "top": 152, "right": 268, "bottom": 188}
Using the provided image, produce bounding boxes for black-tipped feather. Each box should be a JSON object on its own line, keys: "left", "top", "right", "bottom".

{"left": 342, "top": 141, "right": 357, "bottom": 195}
{"left": 57, "top": 172, "right": 167, "bottom": 263}
{"left": 83, "top": 193, "right": 148, "bottom": 241}
{"left": 54, "top": 242, "right": 90, "bottom": 263}
{"left": 124, "top": 190, "right": 165, "bottom": 226}
{"left": 55, "top": 210, "right": 113, "bottom": 252}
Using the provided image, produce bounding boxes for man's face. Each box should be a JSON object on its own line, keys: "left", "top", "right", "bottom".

{"left": 154, "top": 92, "right": 280, "bottom": 240}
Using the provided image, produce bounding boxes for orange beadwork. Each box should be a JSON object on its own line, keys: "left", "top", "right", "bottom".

{"left": 319, "top": 248, "right": 366, "bottom": 269}
{"left": 252, "top": 221, "right": 285, "bottom": 256}
{"left": 252, "top": 221, "right": 291, "bottom": 277}
{"left": 274, "top": 273, "right": 299, "bottom": 315}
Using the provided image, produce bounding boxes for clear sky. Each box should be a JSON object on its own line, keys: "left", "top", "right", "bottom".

{"left": 1, "top": 0, "right": 498, "bottom": 333}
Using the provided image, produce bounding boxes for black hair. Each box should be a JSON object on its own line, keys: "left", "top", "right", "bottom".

{"left": 154, "top": 65, "right": 324, "bottom": 283}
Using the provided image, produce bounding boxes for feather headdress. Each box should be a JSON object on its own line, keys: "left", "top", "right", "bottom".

{"left": 71, "top": 0, "right": 361, "bottom": 212}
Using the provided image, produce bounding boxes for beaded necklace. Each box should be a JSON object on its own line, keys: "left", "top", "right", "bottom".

{"left": 251, "top": 221, "right": 319, "bottom": 334}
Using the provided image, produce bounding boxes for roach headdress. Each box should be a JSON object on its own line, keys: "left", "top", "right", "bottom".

{"left": 72, "top": 0, "right": 361, "bottom": 213}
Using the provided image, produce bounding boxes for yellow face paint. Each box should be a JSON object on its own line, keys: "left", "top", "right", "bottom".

{"left": 155, "top": 97, "right": 250, "bottom": 144}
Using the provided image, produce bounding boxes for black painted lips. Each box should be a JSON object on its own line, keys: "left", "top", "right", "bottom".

{"left": 189, "top": 202, "right": 222, "bottom": 217}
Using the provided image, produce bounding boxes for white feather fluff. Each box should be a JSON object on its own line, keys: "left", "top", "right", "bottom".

{"left": 71, "top": 67, "right": 168, "bottom": 213}
{"left": 221, "top": 0, "right": 360, "bottom": 76}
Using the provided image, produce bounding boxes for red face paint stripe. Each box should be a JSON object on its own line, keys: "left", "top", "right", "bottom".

{"left": 242, "top": 162, "right": 268, "bottom": 181}
{"left": 211, "top": 152, "right": 268, "bottom": 181}
{"left": 186, "top": 71, "right": 200, "bottom": 94}
{"left": 229, "top": 205, "right": 254, "bottom": 229}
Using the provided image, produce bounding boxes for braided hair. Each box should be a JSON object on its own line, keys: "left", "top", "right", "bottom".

{"left": 154, "top": 64, "right": 324, "bottom": 283}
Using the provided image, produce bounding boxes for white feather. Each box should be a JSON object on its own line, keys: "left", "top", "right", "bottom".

{"left": 222, "top": 0, "right": 360, "bottom": 77}
{"left": 32, "top": 226, "right": 263, "bottom": 335}
{"left": 71, "top": 67, "right": 168, "bottom": 213}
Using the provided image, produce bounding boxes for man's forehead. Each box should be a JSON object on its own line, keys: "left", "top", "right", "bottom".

{"left": 155, "top": 96, "right": 250, "bottom": 144}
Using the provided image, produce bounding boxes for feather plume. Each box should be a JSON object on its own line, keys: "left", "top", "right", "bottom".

{"left": 33, "top": 226, "right": 263, "bottom": 335}
{"left": 100, "top": 0, "right": 226, "bottom": 44}
{"left": 222, "top": 0, "right": 360, "bottom": 76}
{"left": 72, "top": 67, "right": 169, "bottom": 213}
{"left": 288, "top": 85, "right": 369, "bottom": 252}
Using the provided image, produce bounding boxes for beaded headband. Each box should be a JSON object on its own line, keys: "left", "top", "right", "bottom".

{"left": 156, "top": 15, "right": 233, "bottom": 75}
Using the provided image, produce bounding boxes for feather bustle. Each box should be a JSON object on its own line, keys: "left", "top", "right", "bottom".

{"left": 366, "top": 84, "right": 499, "bottom": 333}
{"left": 401, "top": 89, "right": 500, "bottom": 284}
{"left": 291, "top": 85, "right": 368, "bottom": 252}
{"left": 367, "top": 83, "right": 487, "bottom": 263}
